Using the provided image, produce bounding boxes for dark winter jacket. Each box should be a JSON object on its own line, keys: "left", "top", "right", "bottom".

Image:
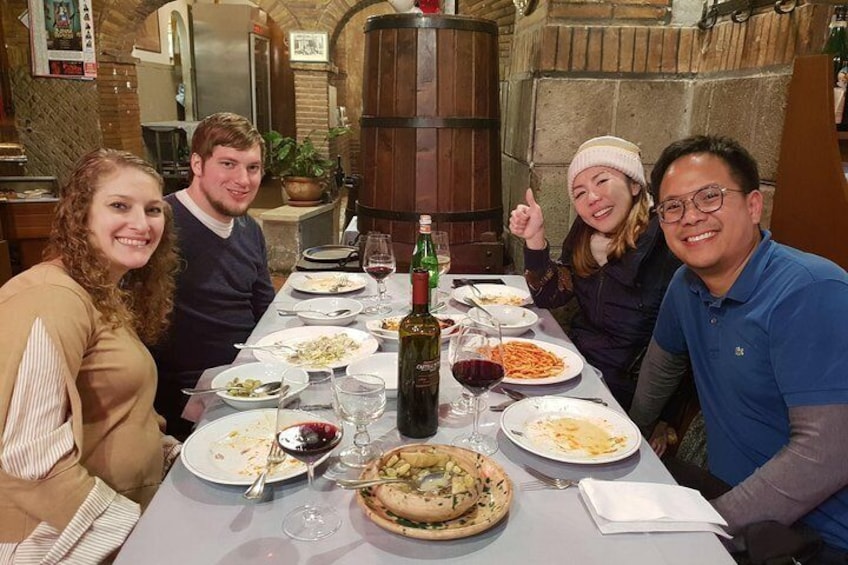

{"left": 523, "top": 214, "right": 680, "bottom": 409}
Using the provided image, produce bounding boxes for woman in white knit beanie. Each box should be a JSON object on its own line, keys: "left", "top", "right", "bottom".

{"left": 509, "top": 136, "right": 684, "bottom": 454}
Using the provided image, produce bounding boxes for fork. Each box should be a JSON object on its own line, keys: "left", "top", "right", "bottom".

{"left": 465, "top": 282, "right": 498, "bottom": 320}
{"left": 233, "top": 342, "right": 297, "bottom": 355}
{"left": 243, "top": 443, "right": 286, "bottom": 500}
{"left": 522, "top": 466, "right": 578, "bottom": 491}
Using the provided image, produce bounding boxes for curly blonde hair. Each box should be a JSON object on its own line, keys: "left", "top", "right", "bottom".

{"left": 571, "top": 178, "right": 652, "bottom": 278}
{"left": 44, "top": 148, "right": 178, "bottom": 344}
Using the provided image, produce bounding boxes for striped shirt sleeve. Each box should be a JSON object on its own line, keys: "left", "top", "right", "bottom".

{"left": 0, "top": 318, "right": 140, "bottom": 563}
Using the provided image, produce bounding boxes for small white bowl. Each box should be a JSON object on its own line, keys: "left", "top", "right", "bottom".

{"left": 293, "top": 297, "right": 362, "bottom": 326}
{"left": 210, "top": 363, "right": 308, "bottom": 410}
{"left": 467, "top": 305, "right": 538, "bottom": 336}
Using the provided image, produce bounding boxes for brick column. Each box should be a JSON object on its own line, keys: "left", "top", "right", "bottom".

{"left": 291, "top": 62, "right": 333, "bottom": 155}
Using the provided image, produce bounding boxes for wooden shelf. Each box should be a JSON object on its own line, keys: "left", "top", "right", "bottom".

{"left": 772, "top": 55, "right": 848, "bottom": 269}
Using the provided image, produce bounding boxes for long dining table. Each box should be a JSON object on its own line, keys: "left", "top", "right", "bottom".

{"left": 115, "top": 273, "right": 734, "bottom": 565}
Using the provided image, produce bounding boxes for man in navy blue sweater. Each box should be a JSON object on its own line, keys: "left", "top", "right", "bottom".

{"left": 151, "top": 113, "right": 275, "bottom": 439}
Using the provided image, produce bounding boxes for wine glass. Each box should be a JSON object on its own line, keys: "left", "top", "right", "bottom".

{"left": 362, "top": 233, "right": 395, "bottom": 315}
{"left": 449, "top": 318, "right": 506, "bottom": 455}
{"left": 432, "top": 230, "right": 451, "bottom": 278}
{"left": 433, "top": 230, "right": 477, "bottom": 416}
{"left": 431, "top": 230, "right": 450, "bottom": 311}
{"left": 333, "top": 374, "right": 386, "bottom": 468}
{"left": 278, "top": 367, "right": 344, "bottom": 541}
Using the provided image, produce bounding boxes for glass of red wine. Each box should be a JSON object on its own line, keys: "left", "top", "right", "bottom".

{"left": 362, "top": 232, "right": 395, "bottom": 315}
{"left": 277, "top": 367, "right": 344, "bottom": 541}
{"left": 448, "top": 318, "right": 506, "bottom": 455}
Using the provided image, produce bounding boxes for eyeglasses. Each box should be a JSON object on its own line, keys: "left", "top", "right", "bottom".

{"left": 656, "top": 185, "right": 746, "bottom": 224}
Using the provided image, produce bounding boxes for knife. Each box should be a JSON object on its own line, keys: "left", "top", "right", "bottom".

{"left": 490, "top": 386, "right": 608, "bottom": 411}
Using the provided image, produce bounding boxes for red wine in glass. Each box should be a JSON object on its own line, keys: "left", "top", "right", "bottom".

{"left": 277, "top": 421, "right": 343, "bottom": 464}
{"left": 452, "top": 359, "right": 505, "bottom": 394}
{"left": 365, "top": 265, "right": 393, "bottom": 281}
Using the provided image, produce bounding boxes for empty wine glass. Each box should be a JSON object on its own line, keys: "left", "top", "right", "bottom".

{"left": 362, "top": 233, "right": 395, "bottom": 315}
{"left": 333, "top": 374, "right": 386, "bottom": 468}
{"left": 278, "top": 367, "right": 344, "bottom": 541}
{"left": 449, "top": 318, "right": 505, "bottom": 455}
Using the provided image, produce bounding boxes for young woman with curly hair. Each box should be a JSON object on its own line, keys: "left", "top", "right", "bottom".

{"left": 0, "top": 148, "right": 180, "bottom": 563}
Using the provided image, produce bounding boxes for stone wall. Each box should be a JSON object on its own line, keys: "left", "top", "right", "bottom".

{"left": 503, "top": 2, "right": 829, "bottom": 268}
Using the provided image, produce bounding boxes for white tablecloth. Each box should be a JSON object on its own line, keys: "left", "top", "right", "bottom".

{"left": 116, "top": 274, "right": 733, "bottom": 565}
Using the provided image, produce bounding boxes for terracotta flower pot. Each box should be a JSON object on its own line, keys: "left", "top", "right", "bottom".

{"left": 283, "top": 176, "right": 324, "bottom": 206}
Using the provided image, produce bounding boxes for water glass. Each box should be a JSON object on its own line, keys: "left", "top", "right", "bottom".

{"left": 333, "top": 374, "right": 386, "bottom": 468}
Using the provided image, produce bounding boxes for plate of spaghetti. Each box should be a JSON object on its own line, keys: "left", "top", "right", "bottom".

{"left": 485, "top": 338, "right": 583, "bottom": 385}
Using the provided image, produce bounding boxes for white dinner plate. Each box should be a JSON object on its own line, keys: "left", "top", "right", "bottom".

{"left": 344, "top": 356, "right": 456, "bottom": 398}
{"left": 346, "top": 352, "right": 398, "bottom": 397}
{"left": 250, "top": 326, "right": 379, "bottom": 369}
{"left": 500, "top": 338, "right": 584, "bottom": 385}
{"left": 180, "top": 409, "right": 331, "bottom": 485}
{"left": 364, "top": 314, "right": 464, "bottom": 342}
{"left": 451, "top": 284, "right": 532, "bottom": 307}
{"left": 288, "top": 273, "right": 368, "bottom": 295}
{"left": 501, "top": 397, "right": 641, "bottom": 464}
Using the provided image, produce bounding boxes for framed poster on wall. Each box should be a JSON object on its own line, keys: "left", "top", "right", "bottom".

{"left": 289, "top": 31, "right": 329, "bottom": 63}
{"left": 135, "top": 12, "right": 161, "bottom": 53}
{"left": 28, "top": 0, "right": 97, "bottom": 79}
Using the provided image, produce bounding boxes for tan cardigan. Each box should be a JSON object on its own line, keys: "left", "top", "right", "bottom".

{"left": 0, "top": 264, "right": 163, "bottom": 542}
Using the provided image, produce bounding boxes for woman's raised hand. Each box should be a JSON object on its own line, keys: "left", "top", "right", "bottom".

{"left": 509, "top": 188, "right": 546, "bottom": 249}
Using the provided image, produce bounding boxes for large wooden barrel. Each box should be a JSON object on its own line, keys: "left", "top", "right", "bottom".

{"left": 358, "top": 14, "right": 503, "bottom": 273}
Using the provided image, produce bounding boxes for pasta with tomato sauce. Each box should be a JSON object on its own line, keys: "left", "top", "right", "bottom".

{"left": 485, "top": 341, "right": 565, "bottom": 379}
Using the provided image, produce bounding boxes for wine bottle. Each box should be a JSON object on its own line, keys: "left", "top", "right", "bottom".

{"left": 397, "top": 269, "right": 441, "bottom": 438}
{"left": 335, "top": 155, "right": 345, "bottom": 191}
{"left": 410, "top": 214, "right": 439, "bottom": 296}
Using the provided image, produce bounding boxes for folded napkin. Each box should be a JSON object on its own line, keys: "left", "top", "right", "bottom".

{"left": 578, "top": 478, "right": 730, "bottom": 538}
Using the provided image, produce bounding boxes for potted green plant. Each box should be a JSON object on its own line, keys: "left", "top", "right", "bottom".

{"left": 263, "top": 127, "right": 348, "bottom": 206}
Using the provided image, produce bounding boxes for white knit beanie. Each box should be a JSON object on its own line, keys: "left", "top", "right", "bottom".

{"left": 566, "top": 136, "right": 647, "bottom": 199}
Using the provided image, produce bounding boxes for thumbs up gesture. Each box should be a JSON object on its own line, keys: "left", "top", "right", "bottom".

{"left": 509, "top": 188, "right": 546, "bottom": 250}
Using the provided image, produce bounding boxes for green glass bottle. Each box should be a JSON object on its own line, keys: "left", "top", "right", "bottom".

{"left": 397, "top": 269, "right": 441, "bottom": 438}
{"left": 410, "top": 214, "right": 439, "bottom": 299}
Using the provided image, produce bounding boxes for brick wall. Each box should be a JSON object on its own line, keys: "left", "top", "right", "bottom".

{"left": 0, "top": 0, "right": 832, "bottom": 188}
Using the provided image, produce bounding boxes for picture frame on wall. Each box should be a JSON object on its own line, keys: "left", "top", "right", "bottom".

{"left": 289, "top": 31, "right": 329, "bottom": 63}
{"left": 135, "top": 12, "right": 161, "bottom": 53}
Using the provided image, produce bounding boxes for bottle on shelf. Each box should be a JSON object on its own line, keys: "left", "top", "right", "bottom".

{"left": 824, "top": 6, "right": 848, "bottom": 129}
{"left": 335, "top": 155, "right": 345, "bottom": 191}
{"left": 396, "top": 269, "right": 441, "bottom": 438}
{"left": 410, "top": 214, "right": 439, "bottom": 298}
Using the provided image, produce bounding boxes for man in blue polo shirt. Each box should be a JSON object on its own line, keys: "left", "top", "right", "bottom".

{"left": 630, "top": 135, "right": 848, "bottom": 562}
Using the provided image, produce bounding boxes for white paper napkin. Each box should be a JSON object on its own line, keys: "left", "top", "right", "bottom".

{"left": 578, "top": 478, "right": 731, "bottom": 538}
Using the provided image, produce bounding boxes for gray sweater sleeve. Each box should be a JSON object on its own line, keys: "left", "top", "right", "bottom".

{"left": 628, "top": 338, "right": 690, "bottom": 437}
{"left": 712, "top": 404, "right": 848, "bottom": 534}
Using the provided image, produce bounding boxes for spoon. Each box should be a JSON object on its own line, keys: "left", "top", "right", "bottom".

{"left": 335, "top": 470, "right": 451, "bottom": 493}
{"left": 180, "top": 382, "right": 285, "bottom": 396}
{"left": 277, "top": 308, "right": 353, "bottom": 318}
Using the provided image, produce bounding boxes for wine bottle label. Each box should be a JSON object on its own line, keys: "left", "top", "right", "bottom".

{"left": 414, "top": 358, "right": 440, "bottom": 388}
